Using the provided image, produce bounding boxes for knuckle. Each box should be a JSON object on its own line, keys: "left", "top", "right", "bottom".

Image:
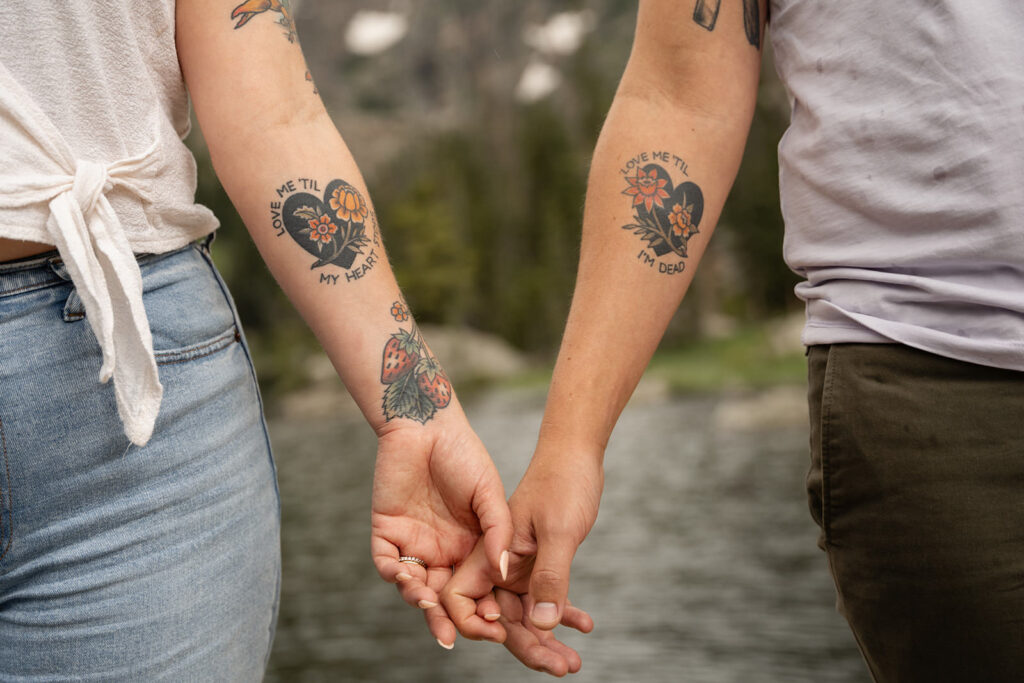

{"left": 530, "top": 568, "right": 565, "bottom": 595}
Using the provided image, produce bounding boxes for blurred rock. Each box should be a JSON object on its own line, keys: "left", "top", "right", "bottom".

{"left": 277, "top": 325, "right": 531, "bottom": 421}
{"left": 344, "top": 10, "right": 409, "bottom": 56}
{"left": 628, "top": 375, "right": 671, "bottom": 405}
{"left": 515, "top": 60, "right": 561, "bottom": 103}
{"left": 712, "top": 385, "right": 808, "bottom": 432}
{"left": 418, "top": 324, "right": 531, "bottom": 384}
{"left": 522, "top": 10, "right": 596, "bottom": 56}
{"left": 766, "top": 311, "right": 806, "bottom": 356}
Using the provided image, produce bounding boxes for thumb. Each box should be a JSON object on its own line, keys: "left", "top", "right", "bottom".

{"left": 527, "top": 530, "right": 578, "bottom": 630}
{"left": 473, "top": 477, "right": 513, "bottom": 582}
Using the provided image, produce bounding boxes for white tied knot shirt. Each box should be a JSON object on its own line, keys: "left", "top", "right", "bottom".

{"left": 0, "top": 63, "right": 165, "bottom": 445}
{"left": 0, "top": 1, "right": 219, "bottom": 445}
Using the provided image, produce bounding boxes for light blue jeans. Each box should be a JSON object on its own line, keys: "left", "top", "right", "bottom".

{"left": 0, "top": 241, "right": 280, "bottom": 680}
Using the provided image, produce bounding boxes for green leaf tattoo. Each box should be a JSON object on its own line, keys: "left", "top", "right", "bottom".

{"left": 380, "top": 301, "right": 453, "bottom": 424}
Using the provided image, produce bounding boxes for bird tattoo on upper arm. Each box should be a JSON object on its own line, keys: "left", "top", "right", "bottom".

{"left": 231, "top": 0, "right": 296, "bottom": 42}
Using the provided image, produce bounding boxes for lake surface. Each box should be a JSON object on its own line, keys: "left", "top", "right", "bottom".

{"left": 264, "top": 387, "right": 867, "bottom": 682}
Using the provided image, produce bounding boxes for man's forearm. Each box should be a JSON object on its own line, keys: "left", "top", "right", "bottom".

{"left": 537, "top": 85, "right": 757, "bottom": 457}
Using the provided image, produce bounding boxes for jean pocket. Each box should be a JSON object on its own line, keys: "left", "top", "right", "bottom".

{"left": 0, "top": 416, "right": 12, "bottom": 568}
{"left": 154, "top": 324, "right": 241, "bottom": 366}
{"left": 141, "top": 245, "right": 242, "bottom": 366}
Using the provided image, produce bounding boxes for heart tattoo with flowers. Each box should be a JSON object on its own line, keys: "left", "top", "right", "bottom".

{"left": 271, "top": 178, "right": 380, "bottom": 283}
{"left": 622, "top": 162, "right": 704, "bottom": 274}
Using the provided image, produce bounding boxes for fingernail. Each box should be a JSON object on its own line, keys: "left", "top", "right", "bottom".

{"left": 500, "top": 550, "right": 509, "bottom": 582}
{"left": 532, "top": 602, "right": 558, "bottom": 624}
{"left": 436, "top": 638, "right": 454, "bottom": 650}
{"left": 484, "top": 612, "right": 501, "bottom": 622}
{"left": 418, "top": 599, "right": 438, "bottom": 609}
{"left": 396, "top": 572, "right": 412, "bottom": 582}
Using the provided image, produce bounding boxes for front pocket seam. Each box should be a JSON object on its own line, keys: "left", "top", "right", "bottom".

{"left": 0, "top": 416, "right": 12, "bottom": 565}
{"left": 155, "top": 326, "right": 240, "bottom": 366}
{"left": 820, "top": 345, "right": 839, "bottom": 547}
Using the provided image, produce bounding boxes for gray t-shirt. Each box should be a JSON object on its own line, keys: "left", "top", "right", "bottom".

{"left": 771, "top": 0, "right": 1024, "bottom": 370}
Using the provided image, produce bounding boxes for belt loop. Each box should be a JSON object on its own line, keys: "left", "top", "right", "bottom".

{"left": 47, "top": 255, "right": 69, "bottom": 281}
{"left": 44, "top": 256, "right": 84, "bottom": 322}
{"left": 199, "top": 231, "right": 216, "bottom": 254}
{"left": 63, "top": 288, "right": 85, "bottom": 322}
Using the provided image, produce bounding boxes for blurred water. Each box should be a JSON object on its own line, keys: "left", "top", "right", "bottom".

{"left": 265, "top": 388, "right": 867, "bottom": 683}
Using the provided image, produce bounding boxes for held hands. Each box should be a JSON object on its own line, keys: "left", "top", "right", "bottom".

{"left": 370, "top": 412, "right": 513, "bottom": 646}
{"left": 370, "top": 398, "right": 605, "bottom": 673}
{"left": 439, "top": 448, "right": 605, "bottom": 674}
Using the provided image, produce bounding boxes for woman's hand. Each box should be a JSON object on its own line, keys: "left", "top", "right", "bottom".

{"left": 370, "top": 413, "right": 512, "bottom": 646}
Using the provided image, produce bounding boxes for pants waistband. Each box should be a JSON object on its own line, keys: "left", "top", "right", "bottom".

{"left": 0, "top": 237, "right": 213, "bottom": 299}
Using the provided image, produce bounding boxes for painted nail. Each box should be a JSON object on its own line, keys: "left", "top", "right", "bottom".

{"left": 499, "top": 550, "right": 509, "bottom": 582}
{"left": 484, "top": 613, "right": 501, "bottom": 622}
{"left": 396, "top": 572, "right": 413, "bottom": 582}
{"left": 418, "top": 599, "right": 438, "bottom": 609}
{"left": 436, "top": 638, "right": 454, "bottom": 650}
{"left": 532, "top": 602, "right": 558, "bottom": 624}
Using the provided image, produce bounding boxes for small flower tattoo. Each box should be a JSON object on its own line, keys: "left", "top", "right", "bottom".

{"left": 307, "top": 213, "right": 338, "bottom": 246}
{"left": 390, "top": 300, "right": 410, "bottom": 322}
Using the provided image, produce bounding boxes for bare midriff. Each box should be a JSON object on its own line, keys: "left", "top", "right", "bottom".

{"left": 0, "top": 237, "right": 56, "bottom": 262}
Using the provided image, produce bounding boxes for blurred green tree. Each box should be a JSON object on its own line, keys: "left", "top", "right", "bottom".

{"left": 186, "top": 3, "right": 797, "bottom": 402}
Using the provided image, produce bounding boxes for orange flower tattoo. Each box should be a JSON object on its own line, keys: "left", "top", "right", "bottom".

{"left": 307, "top": 213, "right": 338, "bottom": 245}
{"left": 330, "top": 185, "right": 369, "bottom": 224}
{"left": 390, "top": 301, "right": 410, "bottom": 323}
{"left": 668, "top": 202, "right": 696, "bottom": 237}
{"left": 623, "top": 167, "right": 670, "bottom": 212}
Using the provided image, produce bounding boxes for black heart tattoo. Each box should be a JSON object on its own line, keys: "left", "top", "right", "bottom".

{"left": 282, "top": 179, "right": 370, "bottom": 270}
{"left": 624, "top": 163, "right": 704, "bottom": 258}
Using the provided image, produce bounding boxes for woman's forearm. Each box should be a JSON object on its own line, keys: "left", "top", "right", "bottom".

{"left": 207, "top": 118, "right": 453, "bottom": 434}
{"left": 177, "top": 0, "right": 464, "bottom": 436}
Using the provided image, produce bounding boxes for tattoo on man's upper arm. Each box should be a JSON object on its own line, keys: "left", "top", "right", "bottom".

{"left": 621, "top": 152, "right": 704, "bottom": 276}
{"left": 231, "top": 0, "right": 296, "bottom": 43}
{"left": 269, "top": 178, "right": 381, "bottom": 284}
{"left": 692, "top": 0, "right": 761, "bottom": 48}
{"left": 380, "top": 300, "right": 453, "bottom": 424}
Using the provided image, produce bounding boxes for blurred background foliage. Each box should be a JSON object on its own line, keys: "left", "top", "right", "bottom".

{"left": 187, "top": 0, "right": 799, "bottom": 402}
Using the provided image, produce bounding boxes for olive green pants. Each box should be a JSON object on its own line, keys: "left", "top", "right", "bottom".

{"left": 807, "top": 344, "right": 1024, "bottom": 683}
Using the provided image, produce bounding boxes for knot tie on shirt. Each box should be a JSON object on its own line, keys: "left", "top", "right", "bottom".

{"left": 0, "top": 141, "right": 165, "bottom": 446}
{"left": 72, "top": 160, "right": 114, "bottom": 216}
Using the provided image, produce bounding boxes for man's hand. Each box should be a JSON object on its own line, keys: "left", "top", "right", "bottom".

{"left": 370, "top": 416, "right": 512, "bottom": 646}
{"left": 508, "top": 448, "right": 603, "bottom": 629}
{"left": 439, "top": 446, "right": 602, "bottom": 667}
{"left": 493, "top": 588, "right": 594, "bottom": 676}
{"left": 439, "top": 540, "right": 595, "bottom": 675}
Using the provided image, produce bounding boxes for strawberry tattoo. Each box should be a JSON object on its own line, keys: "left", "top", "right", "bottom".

{"left": 415, "top": 357, "right": 452, "bottom": 409}
{"left": 381, "top": 329, "right": 420, "bottom": 383}
{"left": 380, "top": 311, "right": 454, "bottom": 423}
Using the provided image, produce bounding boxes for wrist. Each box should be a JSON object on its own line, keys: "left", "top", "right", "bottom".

{"left": 529, "top": 434, "right": 606, "bottom": 476}
{"left": 372, "top": 396, "right": 468, "bottom": 440}
{"left": 534, "top": 419, "right": 608, "bottom": 467}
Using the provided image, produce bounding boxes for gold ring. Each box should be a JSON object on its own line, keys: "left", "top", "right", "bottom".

{"left": 399, "top": 555, "right": 427, "bottom": 569}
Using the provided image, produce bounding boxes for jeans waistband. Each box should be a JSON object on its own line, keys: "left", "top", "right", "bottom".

{"left": 0, "top": 242, "right": 204, "bottom": 299}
